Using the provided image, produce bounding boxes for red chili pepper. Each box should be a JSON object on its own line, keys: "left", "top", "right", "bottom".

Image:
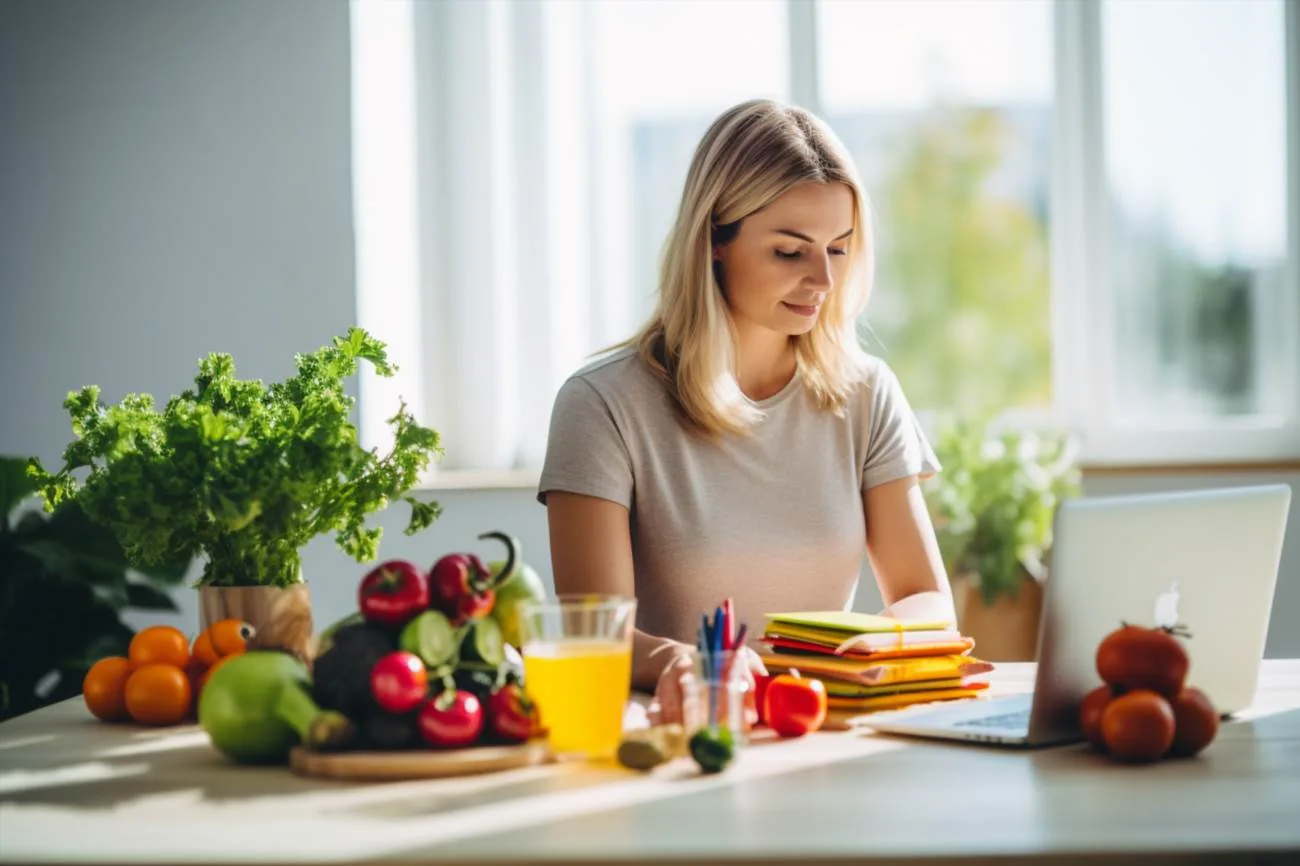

{"left": 428, "top": 532, "right": 518, "bottom": 624}
{"left": 763, "top": 670, "right": 827, "bottom": 738}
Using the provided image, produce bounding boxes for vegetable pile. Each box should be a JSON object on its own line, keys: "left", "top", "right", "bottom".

{"left": 27, "top": 328, "right": 443, "bottom": 587}
{"left": 1078, "top": 622, "right": 1220, "bottom": 763}
{"left": 300, "top": 531, "right": 544, "bottom": 755}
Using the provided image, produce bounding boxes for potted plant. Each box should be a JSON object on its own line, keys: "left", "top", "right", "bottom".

{"left": 0, "top": 456, "right": 187, "bottom": 720}
{"left": 26, "top": 328, "right": 444, "bottom": 661}
{"left": 923, "top": 416, "right": 1082, "bottom": 661}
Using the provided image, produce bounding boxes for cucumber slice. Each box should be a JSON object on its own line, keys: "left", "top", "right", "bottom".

{"left": 460, "top": 616, "right": 505, "bottom": 667}
{"left": 399, "top": 610, "right": 459, "bottom": 669}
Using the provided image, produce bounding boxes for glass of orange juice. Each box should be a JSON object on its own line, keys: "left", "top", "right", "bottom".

{"left": 519, "top": 594, "right": 636, "bottom": 760}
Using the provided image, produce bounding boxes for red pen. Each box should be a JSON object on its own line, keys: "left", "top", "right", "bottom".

{"left": 723, "top": 598, "right": 735, "bottom": 649}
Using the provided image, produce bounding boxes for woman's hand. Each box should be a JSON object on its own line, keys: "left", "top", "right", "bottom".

{"left": 647, "top": 645, "right": 768, "bottom": 727}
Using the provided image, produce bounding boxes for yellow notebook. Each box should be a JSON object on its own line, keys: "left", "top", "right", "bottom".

{"left": 760, "top": 653, "right": 992, "bottom": 686}
{"left": 765, "top": 611, "right": 952, "bottom": 635}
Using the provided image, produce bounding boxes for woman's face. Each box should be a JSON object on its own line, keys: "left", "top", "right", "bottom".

{"left": 714, "top": 181, "right": 855, "bottom": 337}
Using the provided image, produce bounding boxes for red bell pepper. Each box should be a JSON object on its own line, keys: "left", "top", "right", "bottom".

{"left": 763, "top": 670, "right": 827, "bottom": 738}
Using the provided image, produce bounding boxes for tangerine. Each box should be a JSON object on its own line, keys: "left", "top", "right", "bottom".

{"left": 191, "top": 630, "right": 219, "bottom": 667}
{"left": 124, "top": 663, "right": 193, "bottom": 726}
{"left": 83, "top": 657, "right": 134, "bottom": 722}
{"left": 209, "top": 619, "right": 255, "bottom": 657}
{"left": 129, "top": 625, "right": 190, "bottom": 669}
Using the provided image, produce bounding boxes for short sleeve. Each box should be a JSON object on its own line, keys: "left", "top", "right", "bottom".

{"left": 860, "top": 362, "right": 941, "bottom": 491}
{"left": 537, "top": 376, "right": 634, "bottom": 508}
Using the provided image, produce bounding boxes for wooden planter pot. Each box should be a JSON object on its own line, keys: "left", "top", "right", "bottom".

{"left": 198, "top": 582, "right": 316, "bottom": 664}
{"left": 952, "top": 574, "right": 1044, "bottom": 662}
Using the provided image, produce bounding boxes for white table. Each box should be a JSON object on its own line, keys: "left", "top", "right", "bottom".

{"left": 2, "top": 661, "right": 1298, "bottom": 865}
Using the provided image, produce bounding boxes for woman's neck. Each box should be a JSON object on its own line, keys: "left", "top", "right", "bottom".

{"left": 733, "top": 323, "right": 797, "bottom": 402}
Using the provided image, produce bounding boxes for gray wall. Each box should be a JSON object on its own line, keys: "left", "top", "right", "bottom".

{"left": 2, "top": 0, "right": 1296, "bottom": 659}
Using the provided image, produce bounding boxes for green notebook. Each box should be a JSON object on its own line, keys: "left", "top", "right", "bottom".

{"left": 765, "top": 611, "right": 950, "bottom": 635}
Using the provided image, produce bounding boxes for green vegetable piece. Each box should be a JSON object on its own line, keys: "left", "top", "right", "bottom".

{"left": 400, "top": 610, "right": 459, "bottom": 669}
{"left": 459, "top": 616, "right": 505, "bottom": 667}
{"left": 488, "top": 556, "right": 547, "bottom": 650}
{"left": 688, "top": 725, "right": 735, "bottom": 775}
{"left": 200, "top": 651, "right": 356, "bottom": 764}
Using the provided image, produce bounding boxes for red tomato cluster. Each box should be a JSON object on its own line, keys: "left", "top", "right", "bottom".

{"left": 1080, "top": 624, "right": 1219, "bottom": 763}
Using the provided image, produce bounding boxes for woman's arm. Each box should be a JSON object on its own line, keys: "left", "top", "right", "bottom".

{"left": 545, "top": 491, "right": 689, "bottom": 692}
{"left": 862, "top": 475, "right": 957, "bottom": 624}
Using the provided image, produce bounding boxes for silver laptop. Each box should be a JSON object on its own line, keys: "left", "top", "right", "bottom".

{"left": 863, "top": 484, "right": 1292, "bottom": 747}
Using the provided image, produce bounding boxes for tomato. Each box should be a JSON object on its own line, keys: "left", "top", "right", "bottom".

{"left": 370, "top": 652, "right": 428, "bottom": 714}
{"left": 1078, "top": 684, "right": 1115, "bottom": 750}
{"left": 763, "top": 671, "right": 827, "bottom": 738}
{"left": 418, "top": 689, "right": 485, "bottom": 748}
{"left": 1168, "top": 687, "right": 1219, "bottom": 758}
{"left": 1096, "top": 624, "right": 1188, "bottom": 699}
{"left": 486, "top": 683, "right": 538, "bottom": 743}
{"left": 1100, "top": 689, "right": 1176, "bottom": 763}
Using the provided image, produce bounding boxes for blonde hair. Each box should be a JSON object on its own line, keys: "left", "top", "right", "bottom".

{"left": 621, "top": 98, "right": 875, "bottom": 438}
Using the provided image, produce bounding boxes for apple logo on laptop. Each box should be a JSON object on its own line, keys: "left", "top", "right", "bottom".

{"left": 1154, "top": 581, "right": 1180, "bottom": 629}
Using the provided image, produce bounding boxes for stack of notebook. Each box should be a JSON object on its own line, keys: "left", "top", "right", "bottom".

{"left": 758, "top": 611, "right": 993, "bottom": 717}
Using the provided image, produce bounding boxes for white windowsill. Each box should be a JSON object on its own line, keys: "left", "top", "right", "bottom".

{"left": 414, "top": 468, "right": 542, "bottom": 492}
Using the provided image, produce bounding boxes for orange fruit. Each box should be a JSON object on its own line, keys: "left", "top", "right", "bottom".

{"left": 129, "top": 625, "right": 190, "bottom": 669}
{"left": 191, "top": 630, "right": 219, "bottom": 667}
{"left": 124, "top": 663, "right": 192, "bottom": 726}
{"left": 209, "top": 619, "right": 255, "bottom": 657}
{"left": 83, "top": 657, "right": 134, "bottom": 722}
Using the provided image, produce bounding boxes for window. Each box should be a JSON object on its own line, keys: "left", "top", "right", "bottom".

{"left": 351, "top": 0, "right": 1299, "bottom": 478}
{"left": 818, "top": 0, "right": 1055, "bottom": 418}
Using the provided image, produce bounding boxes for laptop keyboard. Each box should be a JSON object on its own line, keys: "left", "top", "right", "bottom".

{"left": 953, "top": 707, "right": 1031, "bottom": 731}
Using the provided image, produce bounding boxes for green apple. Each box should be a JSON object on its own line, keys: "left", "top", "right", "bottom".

{"left": 488, "top": 558, "right": 547, "bottom": 649}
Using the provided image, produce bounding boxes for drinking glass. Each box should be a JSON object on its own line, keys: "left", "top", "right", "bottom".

{"left": 519, "top": 594, "right": 637, "bottom": 759}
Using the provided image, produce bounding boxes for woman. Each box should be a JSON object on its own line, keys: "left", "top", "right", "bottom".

{"left": 538, "top": 98, "right": 954, "bottom": 723}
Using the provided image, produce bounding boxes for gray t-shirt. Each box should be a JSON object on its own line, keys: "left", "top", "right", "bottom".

{"left": 538, "top": 348, "right": 940, "bottom": 647}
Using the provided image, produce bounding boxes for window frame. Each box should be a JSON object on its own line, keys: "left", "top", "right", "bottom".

{"left": 355, "top": 0, "right": 1300, "bottom": 482}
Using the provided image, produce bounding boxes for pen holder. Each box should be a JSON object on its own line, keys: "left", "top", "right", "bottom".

{"left": 684, "top": 649, "right": 753, "bottom": 746}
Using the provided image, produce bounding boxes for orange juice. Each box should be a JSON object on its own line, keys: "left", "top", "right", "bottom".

{"left": 523, "top": 638, "right": 632, "bottom": 758}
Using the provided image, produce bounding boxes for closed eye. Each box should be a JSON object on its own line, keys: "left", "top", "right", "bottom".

{"left": 830, "top": 248, "right": 848, "bottom": 256}
{"left": 775, "top": 250, "right": 801, "bottom": 260}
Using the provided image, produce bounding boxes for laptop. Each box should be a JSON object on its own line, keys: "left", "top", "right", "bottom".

{"left": 862, "top": 483, "right": 1292, "bottom": 747}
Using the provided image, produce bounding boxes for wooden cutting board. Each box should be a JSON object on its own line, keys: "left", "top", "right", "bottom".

{"left": 288, "top": 739, "right": 553, "bottom": 782}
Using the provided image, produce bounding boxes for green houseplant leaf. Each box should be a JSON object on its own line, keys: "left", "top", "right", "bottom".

{"left": 923, "top": 417, "right": 1082, "bottom": 606}
{"left": 0, "top": 455, "right": 183, "bottom": 720}
{"left": 26, "top": 328, "right": 444, "bottom": 588}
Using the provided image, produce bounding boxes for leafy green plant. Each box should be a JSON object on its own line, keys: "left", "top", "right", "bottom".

{"left": 0, "top": 456, "right": 187, "bottom": 720}
{"left": 923, "top": 416, "right": 1082, "bottom": 606}
{"left": 27, "top": 328, "right": 444, "bottom": 588}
